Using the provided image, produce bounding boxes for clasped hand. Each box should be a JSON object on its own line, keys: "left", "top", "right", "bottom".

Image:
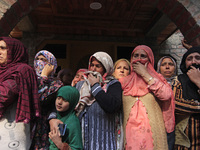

{"left": 187, "top": 66, "right": 200, "bottom": 88}
{"left": 87, "top": 73, "right": 100, "bottom": 86}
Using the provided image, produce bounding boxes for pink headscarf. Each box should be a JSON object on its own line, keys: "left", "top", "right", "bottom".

{"left": 120, "top": 45, "right": 168, "bottom": 96}
{"left": 119, "top": 45, "right": 175, "bottom": 133}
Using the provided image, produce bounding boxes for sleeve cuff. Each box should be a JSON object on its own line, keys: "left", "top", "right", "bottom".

{"left": 91, "top": 83, "right": 102, "bottom": 97}
{"left": 48, "top": 112, "right": 57, "bottom": 120}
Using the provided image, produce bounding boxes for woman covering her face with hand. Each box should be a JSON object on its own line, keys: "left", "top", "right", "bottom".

{"left": 0, "top": 37, "right": 40, "bottom": 149}
{"left": 119, "top": 45, "right": 175, "bottom": 150}
{"left": 75, "top": 51, "right": 122, "bottom": 150}
{"left": 32, "top": 50, "right": 63, "bottom": 149}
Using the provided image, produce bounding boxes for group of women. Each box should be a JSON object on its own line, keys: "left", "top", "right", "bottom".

{"left": 0, "top": 36, "right": 198, "bottom": 150}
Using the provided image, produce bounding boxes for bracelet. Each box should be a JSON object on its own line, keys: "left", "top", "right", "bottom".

{"left": 147, "top": 77, "right": 153, "bottom": 83}
{"left": 198, "top": 89, "right": 200, "bottom": 95}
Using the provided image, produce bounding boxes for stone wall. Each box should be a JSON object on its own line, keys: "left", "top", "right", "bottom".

{"left": 159, "top": 30, "right": 188, "bottom": 74}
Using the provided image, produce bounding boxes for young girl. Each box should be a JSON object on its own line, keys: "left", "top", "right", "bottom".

{"left": 49, "top": 86, "right": 83, "bottom": 150}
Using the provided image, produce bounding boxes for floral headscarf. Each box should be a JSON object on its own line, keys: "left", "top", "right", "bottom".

{"left": 34, "top": 50, "right": 57, "bottom": 77}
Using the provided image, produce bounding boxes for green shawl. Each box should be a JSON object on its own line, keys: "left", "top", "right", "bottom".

{"left": 49, "top": 86, "right": 83, "bottom": 150}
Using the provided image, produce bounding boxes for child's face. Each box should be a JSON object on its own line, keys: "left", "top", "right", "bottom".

{"left": 55, "top": 96, "right": 70, "bottom": 112}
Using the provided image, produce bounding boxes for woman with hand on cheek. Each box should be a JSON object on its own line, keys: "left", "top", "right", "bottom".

{"left": 32, "top": 50, "right": 63, "bottom": 149}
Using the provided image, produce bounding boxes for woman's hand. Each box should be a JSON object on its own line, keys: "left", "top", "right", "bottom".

{"left": 132, "top": 62, "right": 154, "bottom": 84}
{"left": 41, "top": 63, "right": 54, "bottom": 77}
{"left": 88, "top": 73, "right": 100, "bottom": 86}
{"left": 49, "top": 119, "right": 63, "bottom": 132}
{"left": 132, "top": 62, "right": 148, "bottom": 77}
{"left": 187, "top": 66, "right": 200, "bottom": 88}
{"left": 182, "top": 39, "right": 192, "bottom": 50}
{"left": 49, "top": 127, "right": 64, "bottom": 149}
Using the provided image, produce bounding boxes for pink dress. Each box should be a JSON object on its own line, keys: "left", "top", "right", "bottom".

{"left": 126, "top": 100, "right": 153, "bottom": 150}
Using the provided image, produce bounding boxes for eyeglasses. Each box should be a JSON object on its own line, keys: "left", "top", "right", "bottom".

{"left": 0, "top": 46, "right": 8, "bottom": 50}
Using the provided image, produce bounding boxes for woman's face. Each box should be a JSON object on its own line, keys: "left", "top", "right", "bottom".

{"left": 36, "top": 54, "right": 48, "bottom": 63}
{"left": 71, "top": 71, "right": 85, "bottom": 86}
{"left": 185, "top": 52, "right": 200, "bottom": 69}
{"left": 89, "top": 57, "right": 105, "bottom": 76}
{"left": 132, "top": 49, "right": 149, "bottom": 62}
{"left": 0, "top": 40, "right": 8, "bottom": 65}
{"left": 160, "top": 58, "right": 175, "bottom": 78}
{"left": 113, "top": 60, "right": 130, "bottom": 79}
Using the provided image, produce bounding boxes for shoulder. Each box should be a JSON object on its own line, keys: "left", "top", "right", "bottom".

{"left": 107, "top": 79, "right": 121, "bottom": 89}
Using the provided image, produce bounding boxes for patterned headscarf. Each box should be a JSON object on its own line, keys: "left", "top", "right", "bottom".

{"left": 0, "top": 37, "right": 40, "bottom": 123}
{"left": 34, "top": 50, "right": 57, "bottom": 77}
{"left": 88, "top": 51, "right": 114, "bottom": 82}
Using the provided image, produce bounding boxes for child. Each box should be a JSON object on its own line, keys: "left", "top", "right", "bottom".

{"left": 49, "top": 86, "right": 83, "bottom": 150}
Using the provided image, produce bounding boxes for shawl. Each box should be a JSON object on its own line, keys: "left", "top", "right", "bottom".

{"left": 179, "top": 46, "right": 200, "bottom": 100}
{"left": 0, "top": 37, "right": 40, "bottom": 123}
{"left": 157, "top": 56, "right": 177, "bottom": 85}
{"left": 34, "top": 50, "right": 62, "bottom": 101}
{"left": 119, "top": 45, "right": 175, "bottom": 133}
{"left": 75, "top": 52, "right": 115, "bottom": 114}
{"left": 34, "top": 50, "right": 57, "bottom": 77}
{"left": 76, "top": 68, "right": 88, "bottom": 74}
{"left": 119, "top": 45, "right": 170, "bottom": 96}
{"left": 88, "top": 51, "right": 115, "bottom": 84}
{"left": 49, "top": 86, "right": 82, "bottom": 150}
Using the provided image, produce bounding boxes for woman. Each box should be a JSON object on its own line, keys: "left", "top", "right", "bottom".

{"left": 75, "top": 51, "right": 122, "bottom": 150}
{"left": 113, "top": 58, "right": 131, "bottom": 80}
{"left": 172, "top": 47, "right": 200, "bottom": 150}
{"left": 57, "top": 68, "right": 74, "bottom": 85}
{"left": 32, "top": 50, "right": 63, "bottom": 149}
{"left": 71, "top": 68, "right": 88, "bottom": 86}
{"left": 0, "top": 37, "right": 40, "bottom": 149}
{"left": 119, "top": 45, "right": 175, "bottom": 150}
{"left": 113, "top": 58, "right": 131, "bottom": 150}
{"left": 157, "top": 56, "right": 177, "bottom": 150}
{"left": 157, "top": 56, "right": 177, "bottom": 85}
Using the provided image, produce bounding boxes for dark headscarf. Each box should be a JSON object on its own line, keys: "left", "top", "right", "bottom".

{"left": 180, "top": 46, "right": 200, "bottom": 73}
{"left": 178, "top": 46, "right": 200, "bottom": 100}
{"left": 0, "top": 37, "right": 40, "bottom": 123}
{"left": 57, "top": 68, "right": 74, "bottom": 85}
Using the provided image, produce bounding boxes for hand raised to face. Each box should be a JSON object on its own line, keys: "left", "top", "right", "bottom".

{"left": 41, "top": 63, "right": 54, "bottom": 77}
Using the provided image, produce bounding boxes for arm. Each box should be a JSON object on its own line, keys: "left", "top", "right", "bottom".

{"left": 133, "top": 62, "right": 172, "bottom": 101}
{"left": 91, "top": 80, "right": 122, "bottom": 113}
{"left": 49, "top": 128, "right": 72, "bottom": 150}
{"left": 0, "top": 78, "right": 18, "bottom": 116}
{"left": 172, "top": 77, "right": 200, "bottom": 114}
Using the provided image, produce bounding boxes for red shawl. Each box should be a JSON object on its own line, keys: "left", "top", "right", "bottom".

{"left": 0, "top": 37, "right": 40, "bottom": 123}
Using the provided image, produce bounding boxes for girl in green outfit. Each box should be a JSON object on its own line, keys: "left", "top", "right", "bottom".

{"left": 49, "top": 86, "right": 83, "bottom": 150}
